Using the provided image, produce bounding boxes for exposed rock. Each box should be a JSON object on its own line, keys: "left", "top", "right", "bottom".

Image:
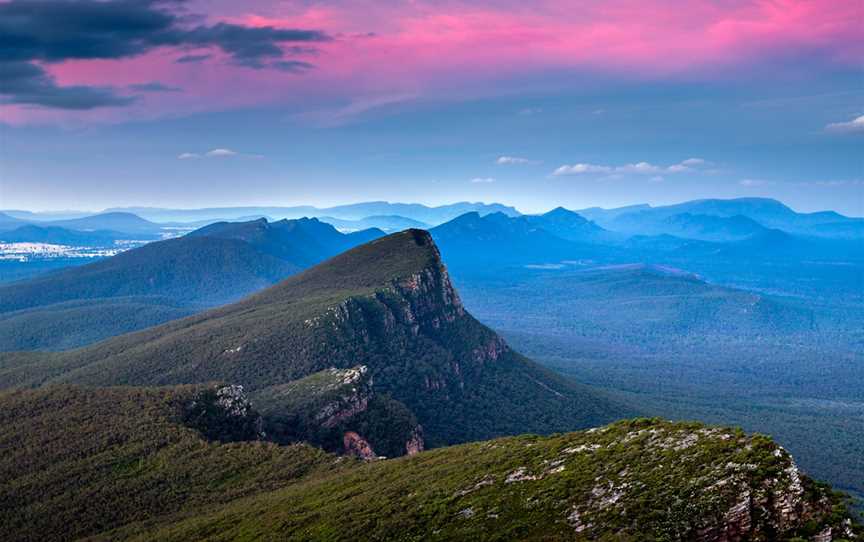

{"left": 184, "top": 384, "right": 265, "bottom": 442}
{"left": 343, "top": 431, "right": 377, "bottom": 460}
{"left": 505, "top": 467, "right": 539, "bottom": 484}
{"left": 405, "top": 426, "right": 425, "bottom": 455}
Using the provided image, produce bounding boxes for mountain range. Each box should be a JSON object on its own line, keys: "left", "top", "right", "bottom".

{"left": 0, "top": 221, "right": 860, "bottom": 539}
{"left": 579, "top": 197, "right": 864, "bottom": 239}
{"left": 0, "top": 230, "right": 625, "bottom": 451}
{"left": 100, "top": 201, "right": 520, "bottom": 225}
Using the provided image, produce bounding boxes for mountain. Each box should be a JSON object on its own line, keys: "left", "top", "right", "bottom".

{"left": 525, "top": 207, "right": 613, "bottom": 242}
{"left": 608, "top": 211, "right": 771, "bottom": 241}
{"left": 0, "top": 224, "right": 149, "bottom": 246}
{"left": 106, "top": 201, "right": 521, "bottom": 226}
{"left": 1, "top": 385, "right": 858, "bottom": 541}
{"left": 430, "top": 212, "right": 617, "bottom": 270}
{"left": 583, "top": 198, "right": 863, "bottom": 239}
{"left": 317, "top": 214, "right": 430, "bottom": 232}
{"left": 43, "top": 212, "right": 166, "bottom": 235}
{"left": 0, "top": 211, "right": 28, "bottom": 232}
{"left": 0, "top": 230, "right": 626, "bottom": 451}
{"left": 0, "top": 218, "right": 384, "bottom": 351}
{"left": 315, "top": 201, "right": 521, "bottom": 224}
{"left": 187, "top": 217, "right": 382, "bottom": 267}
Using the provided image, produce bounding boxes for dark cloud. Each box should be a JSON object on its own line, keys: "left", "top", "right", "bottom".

{"left": 0, "top": 61, "right": 136, "bottom": 109}
{"left": 271, "top": 60, "right": 315, "bottom": 73}
{"left": 0, "top": 0, "right": 330, "bottom": 109}
{"left": 175, "top": 54, "right": 211, "bottom": 64}
{"left": 128, "top": 82, "right": 183, "bottom": 92}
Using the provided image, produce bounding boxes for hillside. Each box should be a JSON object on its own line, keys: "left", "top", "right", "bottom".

{"left": 317, "top": 214, "right": 430, "bottom": 233}
{"left": 430, "top": 212, "right": 614, "bottom": 269}
{"left": 0, "top": 385, "right": 858, "bottom": 541}
{"left": 580, "top": 198, "right": 863, "bottom": 239}
{"left": 524, "top": 207, "right": 612, "bottom": 242}
{"left": 0, "top": 230, "right": 627, "bottom": 450}
{"left": 0, "top": 224, "right": 149, "bottom": 245}
{"left": 44, "top": 212, "right": 166, "bottom": 235}
{"left": 0, "top": 218, "right": 383, "bottom": 351}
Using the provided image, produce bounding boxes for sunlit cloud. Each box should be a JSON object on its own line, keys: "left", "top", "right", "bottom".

{"left": 825, "top": 115, "right": 864, "bottom": 133}
{"left": 496, "top": 156, "right": 538, "bottom": 165}
{"left": 553, "top": 158, "right": 709, "bottom": 177}
{"left": 177, "top": 148, "right": 261, "bottom": 160}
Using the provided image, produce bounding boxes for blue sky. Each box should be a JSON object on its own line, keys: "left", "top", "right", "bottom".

{"left": 1, "top": 0, "right": 862, "bottom": 215}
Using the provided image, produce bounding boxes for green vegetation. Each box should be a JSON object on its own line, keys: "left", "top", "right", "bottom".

{"left": 0, "top": 385, "right": 341, "bottom": 542}
{"left": 0, "top": 230, "right": 627, "bottom": 449}
{"left": 3, "top": 385, "right": 857, "bottom": 541}
{"left": 451, "top": 264, "right": 864, "bottom": 514}
{"left": 0, "top": 217, "right": 382, "bottom": 351}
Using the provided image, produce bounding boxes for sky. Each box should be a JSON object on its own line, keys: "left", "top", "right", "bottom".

{"left": 1, "top": 0, "right": 862, "bottom": 215}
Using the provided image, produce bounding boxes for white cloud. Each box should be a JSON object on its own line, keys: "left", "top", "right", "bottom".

{"left": 552, "top": 163, "right": 613, "bottom": 175}
{"left": 496, "top": 155, "right": 537, "bottom": 165}
{"left": 681, "top": 157, "right": 707, "bottom": 166}
{"left": 553, "top": 157, "right": 710, "bottom": 177}
{"left": 178, "top": 148, "right": 261, "bottom": 160}
{"left": 206, "top": 148, "right": 238, "bottom": 157}
{"left": 649, "top": 176, "right": 665, "bottom": 183}
{"left": 739, "top": 178, "right": 774, "bottom": 187}
{"left": 618, "top": 161, "right": 662, "bottom": 174}
{"left": 825, "top": 115, "right": 864, "bottom": 133}
{"left": 470, "top": 177, "right": 496, "bottom": 183}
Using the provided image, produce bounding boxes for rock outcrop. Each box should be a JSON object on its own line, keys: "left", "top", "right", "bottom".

{"left": 343, "top": 431, "right": 377, "bottom": 460}
{"left": 184, "top": 384, "right": 265, "bottom": 442}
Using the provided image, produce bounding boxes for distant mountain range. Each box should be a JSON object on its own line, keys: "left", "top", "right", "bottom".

{"left": 0, "top": 224, "right": 149, "bottom": 246}
{"left": 101, "top": 201, "right": 520, "bottom": 225}
{"left": 316, "top": 214, "right": 430, "bottom": 232}
{"left": 430, "top": 210, "right": 616, "bottom": 269}
{"left": 579, "top": 197, "right": 864, "bottom": 239}
{"left": 0, "top": 211, "right": 165, "bottom": 236}
{"left": 0, "top": 218, "right": 383, "bottom": 350}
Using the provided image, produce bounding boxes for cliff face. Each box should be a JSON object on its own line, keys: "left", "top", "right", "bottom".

{"left": 251, "top": 365, "right": 425, "bottom": 459}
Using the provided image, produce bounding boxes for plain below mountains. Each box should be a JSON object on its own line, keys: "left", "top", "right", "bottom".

{"left": 0, "top": 218, "right": 382, "bottom": 351}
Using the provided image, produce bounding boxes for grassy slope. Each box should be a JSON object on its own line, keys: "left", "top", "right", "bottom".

{"left": 2, "top": 385, "right": 857, "bottom": 541}
{"left": 0, "top": 385, "right": 340, "bottom": 542}
{"left": 121, "top": 420, "right": 859, "bottom": 541}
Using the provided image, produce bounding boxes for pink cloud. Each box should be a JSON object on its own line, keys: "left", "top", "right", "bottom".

{"left": 3, "top": 0, "right": 860, "bottom": 124}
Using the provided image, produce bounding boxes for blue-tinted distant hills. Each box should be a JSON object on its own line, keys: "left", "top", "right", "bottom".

{"left": 316, "top": 215, "right": 430, "bottom": 233}
{"left": 430, "top": 211, "right": 615, "bottom": 268}
{"left": 0, "top": 212, "right": 29, "bottom": 232}
{"left": 0, "top": 225, "right": 155, "bottom": 246}
{"left": 42, "top": 212, "right": 165, "bottom": 235}
{"left": 578, "top": 197, "right": 863, "bottom": 239}
{"left": 105, "top": 201, "right": 520, "bottom": 225}
{"left": 0, "top": 217, "right": 384, "bottom": 351}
